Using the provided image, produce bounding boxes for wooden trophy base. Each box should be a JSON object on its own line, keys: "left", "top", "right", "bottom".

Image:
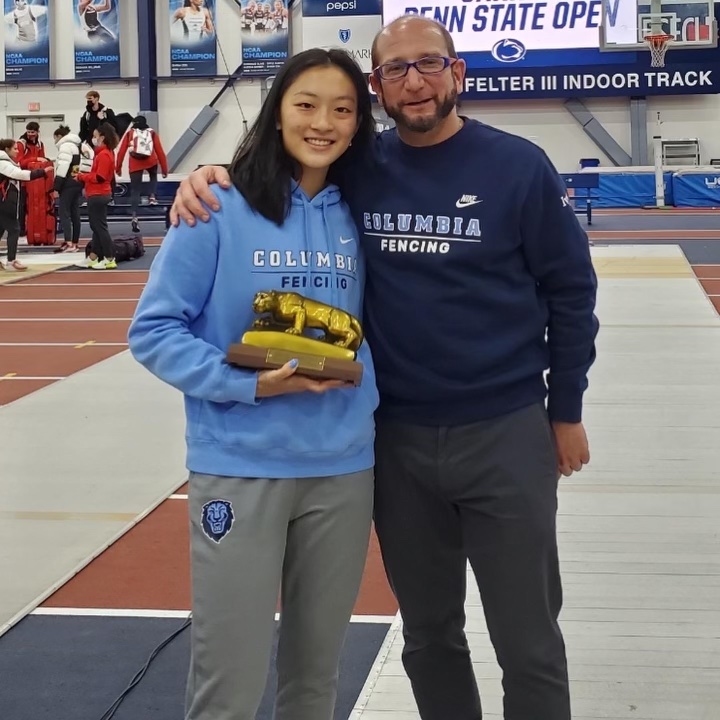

{"left": 226, "top": 330, "right": 363, "bottom": 385}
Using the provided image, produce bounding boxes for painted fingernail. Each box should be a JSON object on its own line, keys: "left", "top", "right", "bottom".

{"left": 289, "top": 358, "right": 298, "bottom": 368}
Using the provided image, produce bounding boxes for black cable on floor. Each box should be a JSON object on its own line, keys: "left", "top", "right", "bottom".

{"left": 97, "top": 616, "right": 192, "bottom": 720}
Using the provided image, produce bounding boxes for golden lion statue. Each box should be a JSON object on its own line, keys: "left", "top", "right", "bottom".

{"left": 251, "top": 290, "right": 363, "bottom": 351}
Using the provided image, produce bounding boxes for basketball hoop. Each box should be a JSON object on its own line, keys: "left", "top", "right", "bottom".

{"left": 644, "top": 33, "right": 673, "bottom": 67}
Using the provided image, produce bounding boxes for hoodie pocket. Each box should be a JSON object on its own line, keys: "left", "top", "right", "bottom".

{"left": 216, "top": 387, "right": 375, "bottom": 456}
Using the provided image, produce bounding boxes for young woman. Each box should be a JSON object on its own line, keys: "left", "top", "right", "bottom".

{"left": 171, "top": 0, "right": 214, "bottom": 43}
{"left": 52, "top": 124, "right": 87, "bottom": 253}
{"left": 115, "top": 115, "right": 168, "bottom": 234}
{"left": 127, "top": 49, "right": 377, "bottom": 720}
{"left": 0, "top": 138, "right": 51, "bottom": 271}
{"left": 77, "top": 0, "right": 115, "bottom": 44}
{"left": 76, "top": 121, "right": 118, "bottom": 270}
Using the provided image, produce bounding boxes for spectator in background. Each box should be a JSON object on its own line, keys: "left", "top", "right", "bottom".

{"left": 80, "top": 90, "right": 118, "bottom": 143}
{"left": 76, "top": 122, "right": 119, "bottom": 270}
{"left": 16, "top": 121, "right": 46, "bottom": 163}
{"left": 16, "top": 120, "right": 47, "bottom": 237}
{"left": 81, "top": 91, "right": 121, "bottom": 203}
{"left": 52, "top": 124, "right": 90, "bottom": 253}
{"left": 0, "top": 138, "right": 52, "bottom": 271}
{"left": 115, "top": 115, "right": 168, "bottom": 234}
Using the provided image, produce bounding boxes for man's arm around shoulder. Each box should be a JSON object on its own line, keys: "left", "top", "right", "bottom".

{"left": 170, "top": 164, "right": 232, "bottom": 227}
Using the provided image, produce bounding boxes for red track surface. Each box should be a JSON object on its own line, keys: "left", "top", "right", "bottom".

{"left": 2, "top": 247, "right": 718, "bottom": 617}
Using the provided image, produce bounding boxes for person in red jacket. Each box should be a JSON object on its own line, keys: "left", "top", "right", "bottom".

{"left": 16, "top": 120, "right": 48, "bottom": 237}
{"left": 115, "top": 115, "right": 168, "bottom": 234}
{"left": 76, "top": 122, "right": 119, "bottom": 270}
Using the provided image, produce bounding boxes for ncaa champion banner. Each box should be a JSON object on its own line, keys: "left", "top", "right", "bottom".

{"left": 237, "top": 0, "right": 289, "bottom": 76}
{"left": 301, "top": 0, "right": 382, "bottom": 73}
{"left": 170, "top": 0, "right": 217, "bottom": 76}
{"left": 74, "top": 0, "right": 121, "bottom": 78}
{"left": 3, "top": 0, "right": 50, "bottom": 81}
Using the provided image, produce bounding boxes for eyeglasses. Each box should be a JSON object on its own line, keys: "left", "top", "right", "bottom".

{"left": 373, "top": 56, "right": 456, "bottom": 81}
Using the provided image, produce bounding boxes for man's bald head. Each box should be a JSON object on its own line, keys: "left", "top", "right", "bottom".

{"left": 371, "top": 15, "right": 458, "bottom": 70}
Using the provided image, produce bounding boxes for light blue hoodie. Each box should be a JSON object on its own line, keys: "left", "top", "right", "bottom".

{"left": 128, "top": 182, "right": 379, "bottom": 479}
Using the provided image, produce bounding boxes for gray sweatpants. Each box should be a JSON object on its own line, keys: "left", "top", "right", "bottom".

{"left": 185, "top": 469, "right": 374, "bottom": 720}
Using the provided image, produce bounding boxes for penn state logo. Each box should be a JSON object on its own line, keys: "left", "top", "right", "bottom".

{"left": 339, "top": 28, "right": 351, "bottom": 43}
{"left": 491, "top": 38, "right": 527, "bottom": 63}
{"left": 201, "top": 499, "right": 235, "bottom": 544}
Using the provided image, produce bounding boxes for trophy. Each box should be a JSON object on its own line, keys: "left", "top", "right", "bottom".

{"left": 226, "top": 290, "right": 364, "bottom": 385}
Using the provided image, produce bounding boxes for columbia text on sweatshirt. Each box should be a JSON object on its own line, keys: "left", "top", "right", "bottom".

{"left": 128, "top": 183, "right": 379, "bottom": 479}
{"left": 340, "top": 119, "right": 599, "bottom": 426}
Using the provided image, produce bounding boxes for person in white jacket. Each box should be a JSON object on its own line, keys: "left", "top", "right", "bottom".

{"left": 0, "top": 138, "right": 51, "bottom": 271}
{"left": 52, "top": 125, "right": 90, "bottom": 252}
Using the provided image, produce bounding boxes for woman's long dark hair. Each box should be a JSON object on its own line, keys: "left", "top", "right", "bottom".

{"left": 97, "top": 121, "right": 119, "bottom": 151}
{"left": 229, "top": 48, "right": 374, "bottom": 225}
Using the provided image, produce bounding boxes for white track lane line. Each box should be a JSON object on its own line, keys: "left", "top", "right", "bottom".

{"left": 30, "top": 607, "right": 396, "bottom": 623}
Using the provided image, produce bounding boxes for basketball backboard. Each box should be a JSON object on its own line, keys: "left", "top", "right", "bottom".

{"left": 600, "top": 0, "right": 717, "bottom": 50}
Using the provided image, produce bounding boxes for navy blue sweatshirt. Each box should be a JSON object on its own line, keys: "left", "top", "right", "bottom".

{"left": 340, "top": 118, "right": 598, "bottom": 426}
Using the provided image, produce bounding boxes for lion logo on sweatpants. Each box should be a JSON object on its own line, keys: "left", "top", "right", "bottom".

{"left": 201, "top": 499, "right": 235, "bottom": 543}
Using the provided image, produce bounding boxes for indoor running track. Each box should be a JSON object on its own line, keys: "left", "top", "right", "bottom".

{"left": 0, "top": 257, "right": 398, "bottom": 720}
{"left": 1, "top": 233, "right": 719, "bottom": 719}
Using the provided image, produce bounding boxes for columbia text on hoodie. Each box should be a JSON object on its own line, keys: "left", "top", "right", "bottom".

{"left": 128, "top": 183, "right": 379, "bottom": 479}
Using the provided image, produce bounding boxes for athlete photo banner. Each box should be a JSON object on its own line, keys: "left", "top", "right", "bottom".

{"left": 237, "top": 0, "right": 289, "bottom": 76}
{"left": 73, "top": 0, "right": 121, "bottom": 79}
{"left": 170, "top": 0, "right": 217, "bottom": 76}
{"left": 3, "top": 0, "right": 50, "bottom": 81}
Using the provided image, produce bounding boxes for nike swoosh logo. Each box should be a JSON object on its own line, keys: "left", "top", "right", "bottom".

{"left": 455, "top": 199, "right": 483, "bottom": 208}
{"left": 339, "top": 237, "right": 354, "bottom": 244}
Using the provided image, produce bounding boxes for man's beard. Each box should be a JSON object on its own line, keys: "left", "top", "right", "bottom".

{"left": 385, "top": 88, "right": 457, "bottom": 133}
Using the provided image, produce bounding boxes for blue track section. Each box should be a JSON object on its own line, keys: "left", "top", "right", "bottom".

{"left": 0, "top": 615, "right": 391, "bottom": 720}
